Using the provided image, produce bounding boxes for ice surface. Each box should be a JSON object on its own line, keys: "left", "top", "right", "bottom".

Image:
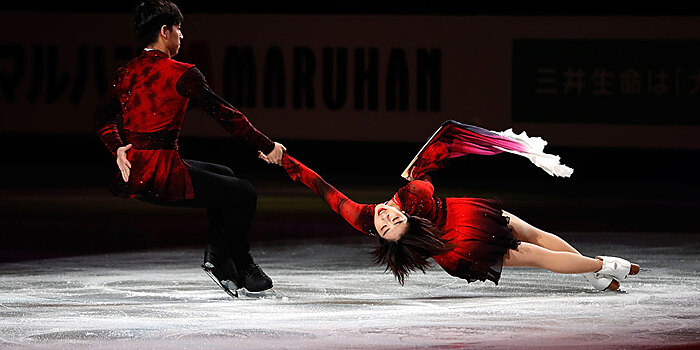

{"left": 1, "top": 233, "right": 699, "bottom": 349}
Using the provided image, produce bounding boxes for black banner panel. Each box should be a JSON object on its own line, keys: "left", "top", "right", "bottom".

{"left": 513, "top": 40, "right": 700, "bottom": 125}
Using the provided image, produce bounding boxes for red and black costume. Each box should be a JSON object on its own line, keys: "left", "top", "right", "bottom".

{"left": 94, "top": 49, "right": 274, "bottom": 202}
{"left": 281, "top": 154, "right": 520, "bottom": 285}
{"left": 94, "top": 49, "right": 274, "bottom": 265}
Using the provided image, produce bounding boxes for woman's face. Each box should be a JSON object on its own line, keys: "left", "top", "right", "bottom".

{"left": 374, "top": 204, "right": 408, "bottom": 242}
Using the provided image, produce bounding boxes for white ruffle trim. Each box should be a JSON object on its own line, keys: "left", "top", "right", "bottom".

{"left": 494, "top": 129, "right": 574, "bottom": 178}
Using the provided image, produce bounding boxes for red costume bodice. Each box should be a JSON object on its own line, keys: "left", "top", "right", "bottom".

{"left": 120, "top": 50, "right": 193, "bottom": 131}
{"left": 391, "top": 179, "right": 446, "bottom": 229}
{"left": 94, "top": 50, "right": 275, "bottom": 202}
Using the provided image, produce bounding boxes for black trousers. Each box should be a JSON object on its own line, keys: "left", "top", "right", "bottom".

{"left": 156, "top": 159, "right": 257, "bottom": 263}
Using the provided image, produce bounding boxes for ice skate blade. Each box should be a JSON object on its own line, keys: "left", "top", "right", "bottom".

{"left": 201, "top": 264, "right": 239, "bottom": 299}
{"left": 606, "top": 279, "right": 620, "bottom": 292}
{"left": 604, "top": 280, "right": 628, "bottom": 293}
{"left": 236, "top": 287, "right": 276, "bottom": 299}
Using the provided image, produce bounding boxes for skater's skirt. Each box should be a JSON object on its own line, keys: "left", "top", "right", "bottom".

{"left": 432, "top": 197, "right": 520, "bottom": 284}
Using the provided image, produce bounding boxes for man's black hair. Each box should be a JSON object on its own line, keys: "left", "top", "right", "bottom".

{"left": 133, "top": 0, "right": 184, "bottom": 46}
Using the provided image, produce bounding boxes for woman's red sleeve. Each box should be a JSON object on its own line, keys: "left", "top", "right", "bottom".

{"left": 281, "top": 154, "right": 375, "bottom": 234}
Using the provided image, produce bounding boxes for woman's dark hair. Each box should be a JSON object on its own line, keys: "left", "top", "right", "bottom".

{"left": 371, "top": 215, "right": 453, "bottom": 285}
{"left": 133, "top": 0, "right": 184, "bottom": 46}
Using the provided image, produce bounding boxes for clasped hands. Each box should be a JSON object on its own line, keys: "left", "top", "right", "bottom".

{"left": 258, "top": 142, "right": 286, "bottom": 165}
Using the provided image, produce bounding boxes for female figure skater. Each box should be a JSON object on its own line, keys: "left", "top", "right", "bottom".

{"left": 93, "top": 0, "right": 284, "bottom": 297}
{"left": 264, "top": 121, "right": 639, "bottom": 291}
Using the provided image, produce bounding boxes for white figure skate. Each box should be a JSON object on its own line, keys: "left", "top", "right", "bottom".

{"left": 595, "top": 256, "right": 640, "bottom": 280}
{"left": 583, "top": 272, "right": 620, "bottom": 291}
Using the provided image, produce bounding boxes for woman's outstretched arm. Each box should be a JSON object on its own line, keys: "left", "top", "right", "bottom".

{"left": 281, "top": 154, "right": 375, "bottom": 234}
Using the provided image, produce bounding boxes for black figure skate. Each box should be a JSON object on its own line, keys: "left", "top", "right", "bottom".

{"left": 201, "top": 244, "right": 241, "bottom": 298}
{"left": 234, "top": 253, "right": 276, "bottom": 298}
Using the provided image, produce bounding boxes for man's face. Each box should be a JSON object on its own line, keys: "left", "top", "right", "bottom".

{"left": 165, "top": 24, "right": 183, "bottom": 56}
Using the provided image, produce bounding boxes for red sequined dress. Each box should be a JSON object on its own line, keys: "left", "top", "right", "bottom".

{"left": 282, "top": 154, "right": 520, "bottom": 284}
{"left": 94, "top": 50, "right": 274, "bottom": 202}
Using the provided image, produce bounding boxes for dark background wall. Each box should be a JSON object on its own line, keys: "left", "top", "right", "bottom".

{"left": 1, "top": 2, "right": 698, "bottom": 262}
{"left": 1, "top": 2, "right": 697, "bottom": 15}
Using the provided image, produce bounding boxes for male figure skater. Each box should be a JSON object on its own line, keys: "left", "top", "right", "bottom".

{"left": 93, "top": 0, "right": 284, "bottom": 297}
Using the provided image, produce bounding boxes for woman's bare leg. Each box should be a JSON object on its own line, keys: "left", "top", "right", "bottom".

{"left": 503, "top": 242, "right": 603, "bottom": 274}
{"left": 503, "top": 211, "right": 580, "bottom": 254}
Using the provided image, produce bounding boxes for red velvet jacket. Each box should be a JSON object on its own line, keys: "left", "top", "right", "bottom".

{"left": 94, "top": 50, "right": 274, "bottom": 202}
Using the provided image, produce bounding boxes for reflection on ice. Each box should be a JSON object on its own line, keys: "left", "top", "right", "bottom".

{"left": 0, "top": 233, "right": 699, "bottom": 349}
